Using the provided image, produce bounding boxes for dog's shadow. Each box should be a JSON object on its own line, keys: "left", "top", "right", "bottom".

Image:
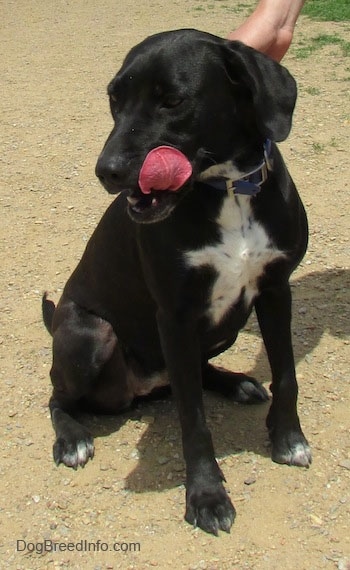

{"left": 84, "top": 268, "right": 349, "bottom": 493}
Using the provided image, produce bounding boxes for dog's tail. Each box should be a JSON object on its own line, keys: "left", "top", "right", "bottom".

{"left": 42, "top": 292, "right": 56, "bottom": 335}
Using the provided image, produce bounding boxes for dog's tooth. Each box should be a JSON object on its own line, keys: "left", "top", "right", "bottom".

{"left": 151, "top": 197, "right": 159, "bottom": 207}
{"left": 127, "top": 196, "right": 139, "bottom": 206}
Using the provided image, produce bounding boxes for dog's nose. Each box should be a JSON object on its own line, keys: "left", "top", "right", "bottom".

{"left": 95, "top": 155, "right": 131, "bottom": 192}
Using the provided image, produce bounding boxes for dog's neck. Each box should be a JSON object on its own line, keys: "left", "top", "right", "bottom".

{"left": 198, "top": 140, "right": 272, "bottom": 197}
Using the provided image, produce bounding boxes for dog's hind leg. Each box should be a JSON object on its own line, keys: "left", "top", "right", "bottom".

{"left": 202, "top": 363, "right": 269, "bottom": 404}
{"left": 49, "top": 395, "right": 95, "bottom": 469}
{"left": 48, "top": 299, "right": 130, "bottom": 469}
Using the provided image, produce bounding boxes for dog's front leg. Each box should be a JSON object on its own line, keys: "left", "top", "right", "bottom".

{"left": 157, "top": 311, "right": 236, "bottom": 535}
{"left": 255, "top": 284, "right": 312, "bottom": 467}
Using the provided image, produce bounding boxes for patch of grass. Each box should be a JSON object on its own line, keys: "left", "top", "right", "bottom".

{"left": 312, "top": 142, "right": 325, "bottom": 153}
{"left": 304, "top": 86, "right": 321, "bottom": 95}
{"left": 235, "top": 1, "right": 253, "bottom": 8}
{"left": 329, "top": 137, "right": 339, "bottom": 148}
{"left": 189, "top": 0, "right": 253, "bottom": 13}
{"left": 341, "top": 41, "right": 350, "bottom": 57}
{"left": 189, "top": 0, "right": 254, "bottom": 14}
{"left": 220, "top": 5, "right": 251, "bottom": 14}
{"left": 295, "top": 33, "right": 350, "bottom": 59}
{"left": 302, "top": 0, "right": 350, "bottom": 22}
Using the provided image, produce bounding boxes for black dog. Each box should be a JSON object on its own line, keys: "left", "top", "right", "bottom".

{"left": 43, "top": 29, "right": 311, "bottom": 535}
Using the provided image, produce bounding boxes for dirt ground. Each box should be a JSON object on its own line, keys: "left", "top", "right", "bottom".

{"left": 1, "top": 1, "right": 349, "bottom": 569}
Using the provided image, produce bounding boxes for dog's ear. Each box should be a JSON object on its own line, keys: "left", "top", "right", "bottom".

{"left": 222, "top": 40, "right": 297, "bottom": 142}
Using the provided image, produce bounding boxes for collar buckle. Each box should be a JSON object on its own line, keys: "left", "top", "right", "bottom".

{"left": 204, "top": 139, "right": 272, "bottom": 197}
{"left": 226, "top": 160, "right": 269, "bottom": 197}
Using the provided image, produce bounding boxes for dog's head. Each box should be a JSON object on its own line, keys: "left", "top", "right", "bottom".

{"left": 95, "top": 29, "right": 297, "bottom": 223}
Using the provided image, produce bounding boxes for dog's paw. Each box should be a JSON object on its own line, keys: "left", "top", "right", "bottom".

{"left": 185, "top": 483, "right": 236, "bottom": 536}
{"left": 204, "top": 365, "right": 269, "bottom": 405}
{"left": 232, "top": 374, "right": 269, "bottom": 405}
{"left": 271, "top": 432, "right": 312, "bottom": 468}
{"left": 53, "top": 433, "right": 94, "bottom": 469}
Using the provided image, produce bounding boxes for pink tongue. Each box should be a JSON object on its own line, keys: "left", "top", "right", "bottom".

{"left": 138, "top": 146, "right": 192, "bottom": 194}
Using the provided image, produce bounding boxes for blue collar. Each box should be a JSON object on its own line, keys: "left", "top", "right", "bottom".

{"left": 203, "top": 140, "right": 272, "bottom": 197}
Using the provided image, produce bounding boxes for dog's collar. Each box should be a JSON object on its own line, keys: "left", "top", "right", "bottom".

{"left": 203, "top": 139, "right": 272, "bottom": 197}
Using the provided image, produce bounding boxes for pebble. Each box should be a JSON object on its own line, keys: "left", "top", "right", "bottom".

{"left": 56, "top": 501, "right": 68, "bottom": 510}
{"left": 305, "top": 354, "right": 313, "bottom": 364}
{"left": 244, "top": 477, "right": 256, "bottom": 486}
{"left": 309, "top": 513, "right": 323, "bottom": 525}
{"left": 339, "top": 459, "right": 350, "bottom": 470}
{"left": 157, "top": 456, "right": 170, "bottom": 465}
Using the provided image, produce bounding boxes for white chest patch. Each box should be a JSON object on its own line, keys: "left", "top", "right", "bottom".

{"left": 185, "top": 196, "right": 285, "bottom": 325}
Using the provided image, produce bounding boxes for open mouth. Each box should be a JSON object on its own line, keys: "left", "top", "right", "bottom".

{"left": 124, "top": 145, "right": 193, "bottom": 223}
{"left": 126, "top": 190, "right": 178, "bottom": 223}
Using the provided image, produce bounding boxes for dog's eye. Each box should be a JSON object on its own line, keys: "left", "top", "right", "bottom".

{"left": 110, "top": 94, "right": 117, "bottom": 103}
{"left": 161, "top": 96, "right": 183, "bottom": 109}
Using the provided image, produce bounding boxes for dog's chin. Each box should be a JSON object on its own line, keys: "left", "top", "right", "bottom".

{"left": 126, "top": 190, "right": 180, "bottom": 224}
